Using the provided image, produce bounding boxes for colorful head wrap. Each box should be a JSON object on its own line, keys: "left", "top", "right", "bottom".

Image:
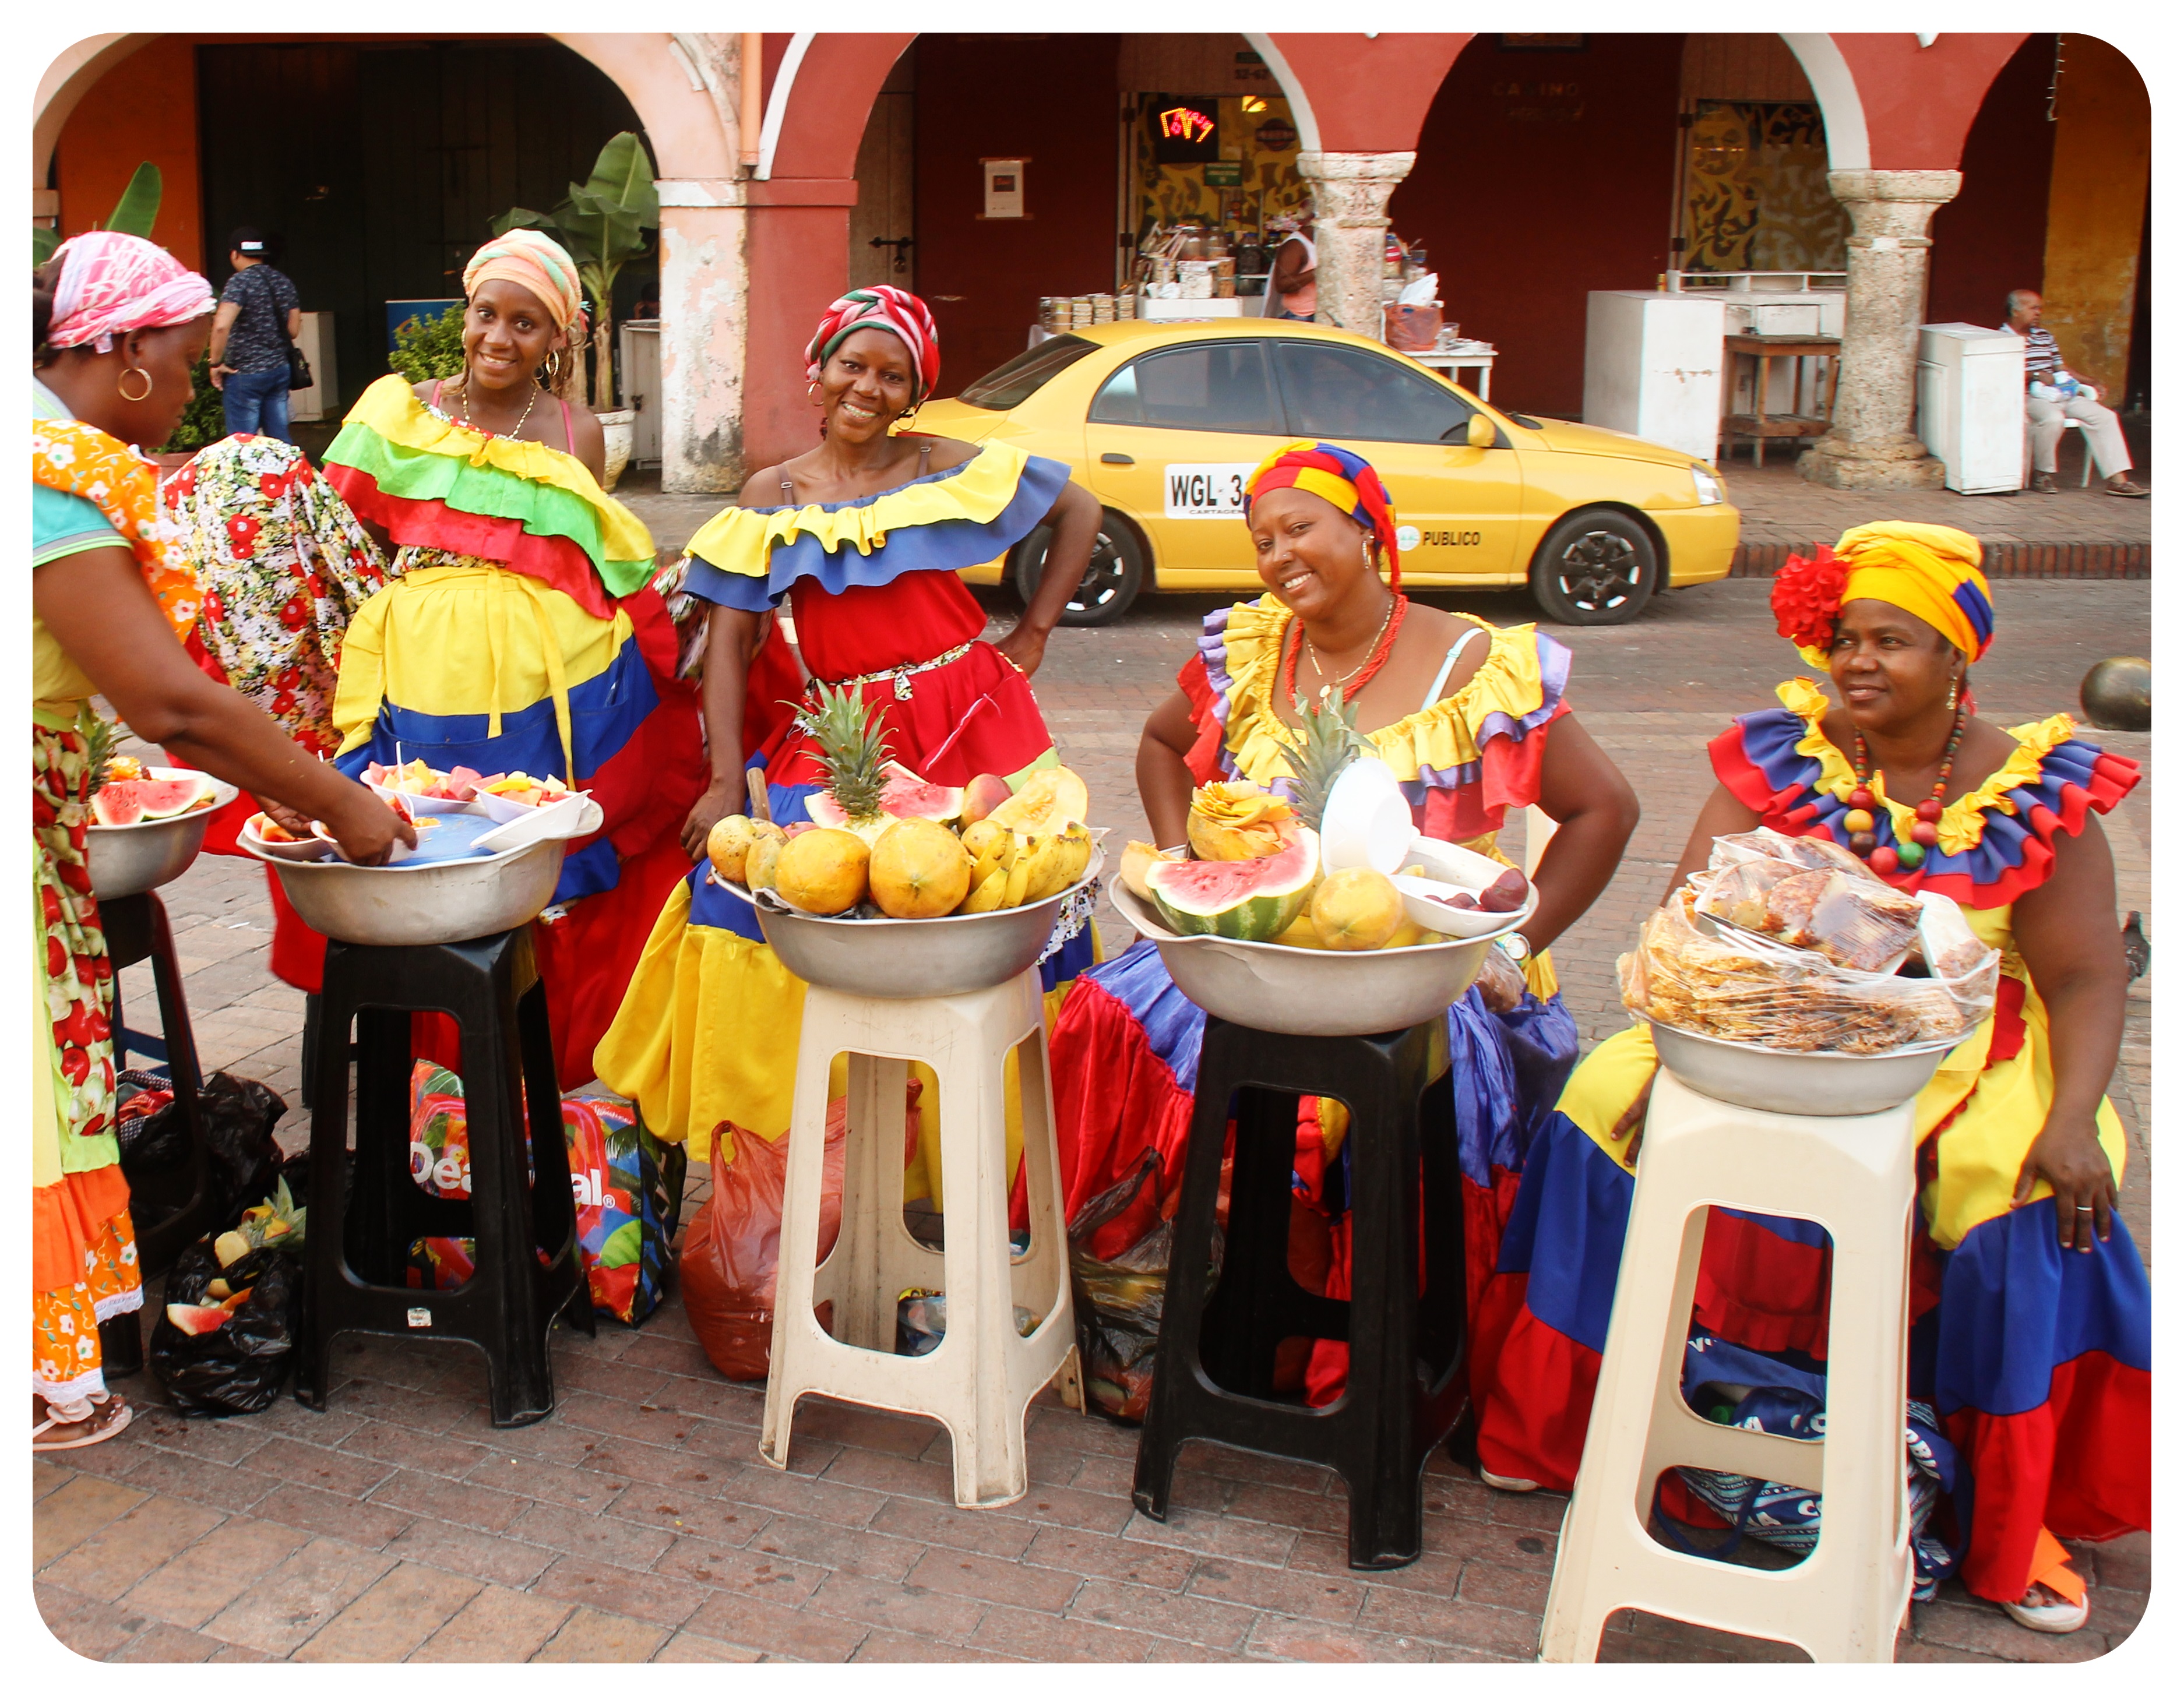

{"left": 463, "top": 230, "right": 587, "bottom": 337}
{"left": 44, "top": 232, "right": 216, "bottom": 354}
{"left": 806, "top": 287, "right": 941, "bottom": 403}
{"left": 1244, "top": 439, "right": 1402, "bottom": 585}
{"left": 1771, "top": 520, "right": 1993, "bottom": 668}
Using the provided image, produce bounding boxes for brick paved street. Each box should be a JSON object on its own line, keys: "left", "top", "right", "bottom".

{"left": 37, "top": 574, "right": 2150, "bottom": 1663}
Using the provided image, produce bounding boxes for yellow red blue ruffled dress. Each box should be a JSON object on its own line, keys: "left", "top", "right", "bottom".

{"left": 1047, "top": 595, "right": 1580, "bottom": 1406}
{"left": 316, "top": 375, "right": 705, "bottom": 1083}
{"left": 594, "top": 441, "right": 1100, "bottom": 1184}
{"left": 1472, "top": 676, "right": 2149, "bottom": 1606}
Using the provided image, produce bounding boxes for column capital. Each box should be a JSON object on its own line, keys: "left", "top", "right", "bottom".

{"left": 1296, "top": 150, "right": 1417, "bottom": 186}
{"left": 1826, "top": 170, "right": 1963, "bottom": 207}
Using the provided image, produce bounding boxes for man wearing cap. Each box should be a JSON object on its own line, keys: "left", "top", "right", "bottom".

{"left": 207, "top": 227, "right": 301, "bottom": 443}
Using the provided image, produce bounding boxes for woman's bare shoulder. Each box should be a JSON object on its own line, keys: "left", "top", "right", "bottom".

{"left": 736, "top": 461, "right": 792, "bottom": 509}
{"left": 906, "top": 434, "right": 981, "bottom": 473}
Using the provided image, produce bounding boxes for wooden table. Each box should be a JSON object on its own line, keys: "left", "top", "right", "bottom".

{"left": 1721, "top": 333, "right": 1840, "bottom": 467}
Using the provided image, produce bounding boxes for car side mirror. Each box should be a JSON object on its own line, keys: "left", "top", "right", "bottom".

{"left": 1466, "top": 412, "right": 1497, "bottom": 449}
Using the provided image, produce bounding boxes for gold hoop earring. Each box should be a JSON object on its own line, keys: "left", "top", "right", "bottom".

{"left": 118, "top": 366, "right": 153, "bottom": 402}
{"left": 808, "top": 380, "right": 823, "bottom": 405}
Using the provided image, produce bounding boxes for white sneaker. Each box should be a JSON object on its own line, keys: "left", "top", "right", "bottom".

{"left": 1478, "top": 1467, "right": 1540, "bottom": 1493}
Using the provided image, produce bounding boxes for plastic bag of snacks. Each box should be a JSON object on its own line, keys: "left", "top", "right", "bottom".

{"left": 402, "top": 1063, "right": 688, "bottom": 1324}
{"left": 1693, "top": 858, "right": 1923, "bottom": 974}
{"left": 1619, "top": 881, "right": 1999, "bottom": 1055}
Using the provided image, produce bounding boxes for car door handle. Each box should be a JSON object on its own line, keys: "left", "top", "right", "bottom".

{"left": 1100, "top": 452, "right": 1135, "bottom": 465}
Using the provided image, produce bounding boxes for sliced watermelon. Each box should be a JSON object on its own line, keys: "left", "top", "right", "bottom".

{"left": 1147, "top": 828, "right": 1319, "bottom": 942}
{"left": 93, "top": 775, "right": 207, "bottom": 826}
{"left": 806, "top": 762, "right": 965, "bottom": 831}
{"left": 164, "top": 1300, "right": 235, "bottom": 1336}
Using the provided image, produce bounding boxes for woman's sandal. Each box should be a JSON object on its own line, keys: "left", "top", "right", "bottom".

{"left": 2001, "top": 1582, "right": 2091, "bottom": 1635}
{"left": 31, "top": 1392, "right": 132, "bottom": 1453}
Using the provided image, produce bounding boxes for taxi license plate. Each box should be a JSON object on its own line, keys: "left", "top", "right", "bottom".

{"left": 1163, "top": 464, "right": 1256, "bottom": 520}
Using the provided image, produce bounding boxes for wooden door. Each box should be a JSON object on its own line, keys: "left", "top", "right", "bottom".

{"left": 850, "top": 91, "right": 916, "bottom": 292}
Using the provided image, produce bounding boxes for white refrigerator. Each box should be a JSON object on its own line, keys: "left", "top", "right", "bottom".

{"left": 1917, "top": 324, "right": 2026, "bottom": 495}
{"left": 1583, "top": 291, "right": 1726, "bottom": 465}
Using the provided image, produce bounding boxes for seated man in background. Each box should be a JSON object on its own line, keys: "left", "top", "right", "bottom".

{"left": 2004, "top": 288, "right": 2147, "bottom": 498}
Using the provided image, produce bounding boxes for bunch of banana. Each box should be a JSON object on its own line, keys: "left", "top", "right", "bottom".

{"left": 954, "top": 819, "right": 1095, "bottom": 914}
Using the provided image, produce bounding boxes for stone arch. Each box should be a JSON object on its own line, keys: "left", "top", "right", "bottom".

{"left": 1780, "top": 33, "right": 1872, "bottom": 170}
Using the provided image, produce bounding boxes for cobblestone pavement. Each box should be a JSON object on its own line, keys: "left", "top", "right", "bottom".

{"left": 37, "top": 579, "right": 2150, "bottom": 1663}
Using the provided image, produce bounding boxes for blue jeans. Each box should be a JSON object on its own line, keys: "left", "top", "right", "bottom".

{"left": 221, "top": 366, "right": 292, "bottom": 442}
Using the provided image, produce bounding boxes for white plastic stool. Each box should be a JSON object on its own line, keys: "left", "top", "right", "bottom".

{"left": 761, "top": 969, "right": 1082, "bottom": 1508}
{"left": 1538, "top": 1070, "right": 1917, "bottom": 1663}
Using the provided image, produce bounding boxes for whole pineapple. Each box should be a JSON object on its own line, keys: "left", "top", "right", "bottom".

{"left": 805, "top": 682, "right": 894, "bottom": 845}
{"left": 1283, "top": 687, "right": 1367, "bottom": 833}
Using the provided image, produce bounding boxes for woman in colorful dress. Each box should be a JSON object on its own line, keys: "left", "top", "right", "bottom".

{"left": 1048, "top": 441, "right": 1638, "bottom": 1405}
{"left": 31, "top": 234, "right": 409, "bottom": 1451}
{"left": 1472, "top": 523, "right": 2148, "bottom": 1635}
{"left": 161, "top": 231, "right": 703, "bottom": 1084}
{"left": 596, "top": 285, "right": 1102, "bottom": 1183}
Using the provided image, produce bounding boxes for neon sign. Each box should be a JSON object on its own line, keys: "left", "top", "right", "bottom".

{"left": 1158, "top": 105, "right": 1216, "bottom": 146}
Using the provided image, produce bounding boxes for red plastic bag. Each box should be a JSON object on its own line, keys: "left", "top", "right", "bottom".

{"left": 680, "top": 1110, "right": 849, "bottom": 1380}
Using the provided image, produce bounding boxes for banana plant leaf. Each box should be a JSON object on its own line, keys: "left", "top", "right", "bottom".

{"left": 104, "top": 163, "right": 163, "bottom": 238}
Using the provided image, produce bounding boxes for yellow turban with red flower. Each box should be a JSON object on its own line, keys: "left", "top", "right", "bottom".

{"left": 1773, "top": 521, "right": 1993, "bottom": 669}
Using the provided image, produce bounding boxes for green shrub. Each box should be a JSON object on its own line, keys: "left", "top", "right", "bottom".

{"left": 389, "top": 305, "right": 466, "bottom": 383}
{"left": 161, "top": 352, "right": 226, "bottom": 454}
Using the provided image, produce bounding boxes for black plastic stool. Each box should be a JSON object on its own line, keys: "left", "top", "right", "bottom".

{"left": 297, "top": 927, "right": 591, "bottom": 1427}
{"left": 103, "top": 890, "right": 220, "bottom": 1278}
{"left": 1132, "top": 1013, "right": 1467, "bottom": 1569}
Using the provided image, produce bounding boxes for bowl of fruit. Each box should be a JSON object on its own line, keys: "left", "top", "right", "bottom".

{"left": 240, "top": 763, "right": 602, "bottom": 947}
{"left": 704, "top": 685, "right": 1103, "bottom": 998}
{"left": 1106, "top": 706, "right": 1534, "bottom": 1037}
{"left": 85, "top": 747, "right": 238, "bottom": 901}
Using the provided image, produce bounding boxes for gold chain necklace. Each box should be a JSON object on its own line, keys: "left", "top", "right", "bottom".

{"left": 1301, "top": 590, "right": 1397, "bottom": 695}
{"left": 463, "top": 378, "right": 540, "bottom": 439}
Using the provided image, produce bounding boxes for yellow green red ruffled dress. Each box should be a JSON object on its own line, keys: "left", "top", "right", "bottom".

{"left": 30, "top": 380, "right": 179, "bottom": 1400}
{"left": 308, "top": 376, "right": 704, "bottom": 1083}
{"left": 1471, "top": 677, "right": 2149, "bottom": 1607}
{"left": 594, "top": 440, "right": 1100, "bottom": 1191}
{"left": 1047, "top": 595, "right": 1581, "bottom": 1407}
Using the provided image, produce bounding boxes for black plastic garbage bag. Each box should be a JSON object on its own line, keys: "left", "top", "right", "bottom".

{"left": 117, "top": 1073, "right": 287, "bottom": 1241}
{"left": 1068, "top": 1148, "right": 1185, "bottom": 1425}
{"left": 147, "top": 1238, "right": 302, "bottom": 1417}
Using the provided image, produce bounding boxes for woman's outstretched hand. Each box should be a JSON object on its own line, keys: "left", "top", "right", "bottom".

{"left": 2013, "top": 1115, "right": 2117, "bottom": 1253}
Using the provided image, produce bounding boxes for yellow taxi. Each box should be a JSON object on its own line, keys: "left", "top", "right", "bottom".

{"left": 915, "top": 318, "right": 1738, "bottom": 626}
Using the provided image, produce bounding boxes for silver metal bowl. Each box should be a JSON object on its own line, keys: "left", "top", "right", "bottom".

{"left": 723, "top": 847, "right": 1105, "bottom": 999}
{"left": 241, "top": 833, "right": 571, "bottom": 947}
{"left": 86, "top": 771, "right": 241, "bottom": 900}
{"left": 1109, "top": 880, "right": 1523, "bottom": 1038}
{"left": 1646, "top": 1020, "right": 1959, "bottom": 1117}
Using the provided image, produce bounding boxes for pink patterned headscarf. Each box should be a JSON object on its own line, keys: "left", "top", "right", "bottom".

{"left": 45, "top": 231, "right": 216, "bottom": 354}
{"left": 805, "top": 287, "right": 941, "bottom": 402}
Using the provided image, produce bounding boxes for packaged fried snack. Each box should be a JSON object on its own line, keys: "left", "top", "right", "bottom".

{"left": 1695, "top": 861, "right": 1924, "bottom": 973}
{"left": 1621, "top": 883, "right": 1999, "bottom": 1055}
{"left": 1710, "top": 826, "right": 1882, "bottom": 884}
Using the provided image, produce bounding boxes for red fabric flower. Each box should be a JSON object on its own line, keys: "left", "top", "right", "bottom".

{"left": 279, "top": 595, "right": 309, "bottom": 631}
{"left": 259, "top": 470, "right": 291, "bottom": 500}
{"left": 1770, "top": 545, "right": 1845, "bottom": 651}
{"left": 225, "top": 513, "right": 261, "bottom": 558}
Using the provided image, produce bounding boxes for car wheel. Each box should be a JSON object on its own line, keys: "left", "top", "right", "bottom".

{"left": 1010, "top": 512, "right": 1146, "bottom": 627}
{"left": 1528, "top": 509, "right": 1659, "bottom": 626}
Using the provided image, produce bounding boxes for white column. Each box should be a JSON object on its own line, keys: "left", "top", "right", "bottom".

{"left": 1295, "top": 151, "right": 1415, "bottom": 340}
{"left": 656, "top": 182, "right": 750, "bottom": 494}
{"left": 1798, "top": 169, "right": 1961, "bottom": 491}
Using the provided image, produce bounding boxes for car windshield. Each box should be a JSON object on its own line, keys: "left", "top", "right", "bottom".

{"left": 957, "top": 336, "right": 1100, "bottom": 410}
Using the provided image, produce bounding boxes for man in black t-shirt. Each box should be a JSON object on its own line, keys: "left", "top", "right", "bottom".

{"left": 209, "top": 226, "right": 301, "bottom": 443}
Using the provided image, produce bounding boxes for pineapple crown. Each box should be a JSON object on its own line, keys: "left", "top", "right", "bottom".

{"left": 798, "top": 681, "right": 893, "bottom": 817}
{"left": 1282, "top": 687, "right": 1366, "bottom": 833}
{"left": 84, "top": 713, "right": 118, "bottom": 796}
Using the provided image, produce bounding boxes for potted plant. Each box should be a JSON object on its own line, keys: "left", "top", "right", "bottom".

{"left": 492, "top": 132, "right": 658, "bottom": 491}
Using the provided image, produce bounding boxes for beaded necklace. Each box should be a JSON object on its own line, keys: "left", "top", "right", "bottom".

{"left": 1280, "top": 591, "right": 1409, "bottom": 707}
{"left": 1844, "top": 704, "right": 1964, "bottom": 875}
